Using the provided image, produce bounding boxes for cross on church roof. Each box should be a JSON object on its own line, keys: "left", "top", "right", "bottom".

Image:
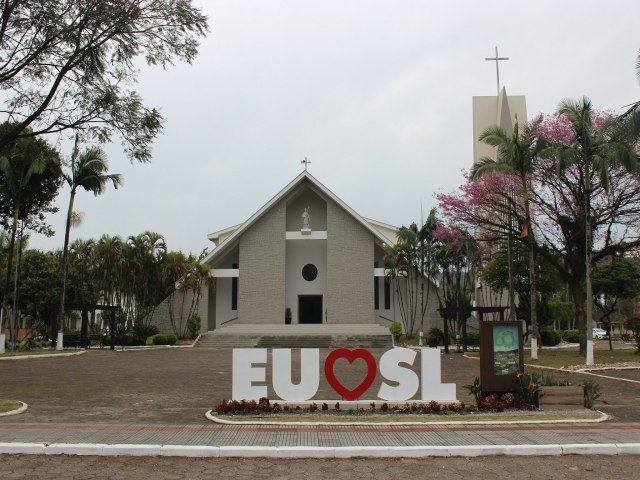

{"left": 301, "top": 157, "right": 311, "bottom": 171}
{"left": 485, "top": 46, "right": 509, "bottom": 95}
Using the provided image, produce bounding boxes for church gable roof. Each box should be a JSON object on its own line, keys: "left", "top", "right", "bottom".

{"left": 202, "top": 171, "right": 395, "bottom": 265}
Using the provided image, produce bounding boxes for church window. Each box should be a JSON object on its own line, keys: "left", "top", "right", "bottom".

{"left": 374, "top": 261, "right": 379, "bottom": 309}
{"left": 302, "top": 263, "right": 318, "bottom": 282}
{"left": 384, "top": 278, "right": 391, "bottom": 310}
{"left": 231, "top": 263, "right": 238, "bottom": 310}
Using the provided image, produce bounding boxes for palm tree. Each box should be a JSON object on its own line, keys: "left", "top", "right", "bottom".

{"left": 0, "top": 133, "right": 61, "bottom": 346}
{"left": 95, "top": 234, "right": 124, "bottom": 309}
{"left": 124, "top": 231, "right": 166, "bottom": 325}
{"left": 68, "top": 238, "right": 98, "bottom": 347}
{"left": 56, "top": 142, "right": 122, "bottom": 349}
{"left": 471, "top": 116, "right": 546, "bottom": 359}
{"left": 554, "top": 97, "right": 639, "bottom": 363}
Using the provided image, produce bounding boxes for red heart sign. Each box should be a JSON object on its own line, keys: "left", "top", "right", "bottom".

{"left": 324, "top": 348, "right": 377, "bottom": 401}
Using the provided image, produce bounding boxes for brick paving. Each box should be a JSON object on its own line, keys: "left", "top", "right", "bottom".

{"left": 3, "top": 454, "right": 639, "bottom": 480}
{"left": 1, "top": 346, "right": 640, "bottom": 464}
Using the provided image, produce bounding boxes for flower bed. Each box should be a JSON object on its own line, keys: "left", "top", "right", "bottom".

{"left": 213, "top": 397, "right": 519, "bottom": 417}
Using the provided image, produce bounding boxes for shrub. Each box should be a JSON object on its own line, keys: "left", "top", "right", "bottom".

{"left": 464, "top": 377, "right": 482, "bottom": 405}
{"left": 625, "top": 317, "right": 640, "bottom": 353}
{"left": 517, "top": 371, "right": 544, "bottom": 407}
{"left": 583, "top": 380, "right": 601, "bottom": 408}
{"left": 166, "top": 334, "right": 177, "bottom": 345}
{"left": 466, "top": 330, "right": 480, "bottom": 347}
{"left": 187, "top": 313, "right": 201, "bottom": 339}
{"left": 427, "top": 327, "right": 444, "bottom": 347}
{"left": 561, "top": 329, "right": 580, "bottom": 343}
{"left": 389, "top": 321, "right": 402, "bottom": 339}
{"left": 131, "top": 324, "right": 159, "bottom": 344}
{"left": 541, "top": 328, "right": 561, "bottom": 346}
{"left": 152, "top": 334, "right": 168, "bottom": 345}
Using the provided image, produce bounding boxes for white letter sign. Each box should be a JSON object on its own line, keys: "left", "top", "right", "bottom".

{"left": 272, "top": 348, "right": 320, "bottom": 401}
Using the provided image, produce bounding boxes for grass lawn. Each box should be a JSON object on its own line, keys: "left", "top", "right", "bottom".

{"left": 0, "top": 399, "right": 22, "bottom": 414}
{"left": 0, "top": 349, "right": 81, "bottom": 358}
{"left": 524, "top": 348, "right": 640, "bottom": 369}
{"left": 212, "top": 411, "right": 603, "bottom": 424}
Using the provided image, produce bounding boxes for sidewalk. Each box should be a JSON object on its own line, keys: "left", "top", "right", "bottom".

{"left": 1, "top": 421, "right": 640, "bottom": 457}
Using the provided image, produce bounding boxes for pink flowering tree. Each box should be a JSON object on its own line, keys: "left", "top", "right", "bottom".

{"left": 471, "top": 117, "right": 548, "bottom": 356}
{"left": 432, "top": 221, "right": 479, "bottom": 350}
{"left": 437, "top": 170, "right": 525, "bottom": 321}
{"left": 439, "top": 97, "right": 640, "bottom": 354}
{"left": 534, "top": 97, "right": 640, "bottom": 353}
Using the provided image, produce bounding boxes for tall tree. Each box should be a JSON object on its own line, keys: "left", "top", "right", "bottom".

{"left": 471, "top": 117, "right": 547, "bottom": 358}
{"left": 592, "top": 256, "right": 640, "bottom": 351}
{"left": 542, "top": 97, "right": 640, "bottom": 360}
{"left": 434, "top": 224, "right": 477, "bottom": 351}
{"left": 0, "top": 130, "right": 61, "bottom": 343}
{"left": 384, "top": 209, "right": 439, "bottom": 336}
{"left": 95, "top": 234, "right": 123, "bottom": 309}
{"left": 56, "top": 142, "right": 121, "bottom": 348}
{"left": 123, "top": 231, "right": 166, "bottom": 325}
{"left": 17, "top": 249, "right": 59, "bottom": 336}
{"left": 0, "top": 0, "right": 208, "bottom": 162}
{"left": 163, "top": 250, "right": 209, "bottom": 338}
{"left": 66, "top": 239, "right": 100, "bottom": 347}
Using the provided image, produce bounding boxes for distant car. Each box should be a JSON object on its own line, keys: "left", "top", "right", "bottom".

{"left": 592, "top": 328, "right": 609, "bottom": 339}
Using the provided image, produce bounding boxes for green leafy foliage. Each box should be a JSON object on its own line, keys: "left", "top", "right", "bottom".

{"left": 389, "top": 321, "right": 402, "bottom": 338}
{"left": 582, "top": 380, "right": 601, "bottom": 408}
{"left": 0, "top": 1, "right": 209, "bottom": 162}
{"left": 131, "top": 324, "right": 159, "bottom": 344}
{"left": 540, "top": 327, "right": 561, "bottom": 346}
{"left": 187, "top": 313, "right": 201, "bottom": 339}
{"left": 548, "top": 301, "right": 576, "bottom": 329}
{"left": 427, "top": 327, "right": 444, "bottom": 347}
{"left": 625, "top": 317, "right": 640, "bottom": 353}
{"left": 561, "top": 329, "right": 580, "bottom": 343}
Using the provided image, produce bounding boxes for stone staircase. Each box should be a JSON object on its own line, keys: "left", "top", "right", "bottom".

{"left": 195, "top": 324, "right": 393, "bottom": 349}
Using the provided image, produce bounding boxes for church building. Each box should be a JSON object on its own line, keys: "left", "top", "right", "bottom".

{"left": 151, "top": 169, "right": 441, "bottom": 338}
{"left": 204, "top": 170, "right": 399, "bottom": 329}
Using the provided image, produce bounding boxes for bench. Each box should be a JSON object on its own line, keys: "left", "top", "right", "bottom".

{"left": 455, "top": 336, "right": 479, "bottom": 352}
{"left": 62, "top": 333, "right": 104, "bottom": 348}
{"left": 621, "top": 333, "right": 633, "bottom": 343}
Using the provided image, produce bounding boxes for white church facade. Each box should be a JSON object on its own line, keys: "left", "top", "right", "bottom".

{"left": 151, "top": 170, "right": 441, "bottom": 336}
{"left": 205, "top": 170, "right": 403, "bottom": 329}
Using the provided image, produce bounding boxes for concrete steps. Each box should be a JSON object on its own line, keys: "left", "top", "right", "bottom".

{"left": 195, "top": 323, "right": 393, "bottom": 349}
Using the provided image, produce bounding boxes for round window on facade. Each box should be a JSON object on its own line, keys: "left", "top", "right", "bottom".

{"left": 302, "top": 263, "right": 318, "bottom": 281}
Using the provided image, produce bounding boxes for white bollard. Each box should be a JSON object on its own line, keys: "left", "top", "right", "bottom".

{"left": 586, "top": 339, "right": 594, "bottom": 366}
{"left": 56, "top": 331, "right": 64, "bottom": 351}
{"left": 530, "top": 337, "right": 538, "bottom": 360}
{"left": 0, "top": 333, "right": 5, "bottom": 354}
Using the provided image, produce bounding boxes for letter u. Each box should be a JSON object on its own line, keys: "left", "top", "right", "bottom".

{"left": 272, "top": 348, "right": 320, "bottom": 401}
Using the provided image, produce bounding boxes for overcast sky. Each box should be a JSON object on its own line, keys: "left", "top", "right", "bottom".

{"left": 28, "top": 0, "right": 640, "bottom": 255}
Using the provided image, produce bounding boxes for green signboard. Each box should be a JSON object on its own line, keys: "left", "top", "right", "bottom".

{"left": 492, "top": 325, "right": 519, "bottom": 375}
{"left": 480, "top": 321, "right": 524, "bottom": 393}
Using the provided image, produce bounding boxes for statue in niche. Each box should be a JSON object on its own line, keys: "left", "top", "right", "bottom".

{"left": 302, "top": 206, "right": 311, "bottom": 230}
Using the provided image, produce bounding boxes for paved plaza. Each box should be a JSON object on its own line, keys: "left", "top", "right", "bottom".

{"left": 1, "top": 346, "right": 640, "bottom": 478}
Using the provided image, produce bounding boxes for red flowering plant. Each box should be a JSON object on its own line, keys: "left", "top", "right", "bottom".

{"left": 213, "top": 399, "right": 468, "bottom": 416}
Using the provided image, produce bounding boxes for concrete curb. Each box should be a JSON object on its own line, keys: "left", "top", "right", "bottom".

{"left": 0, "top": 401, "right": 28, "bottom": 417}
{"left": 0, "top": 351, "right": 85, "bottom": 361}
{"left": 205, "top": 409, "right": 609, "bottom": 426}
{"left": 1, "top": 442, "right": 639, "bottom": 458}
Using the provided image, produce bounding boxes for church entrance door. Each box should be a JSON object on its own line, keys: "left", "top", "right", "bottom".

{"left": 298, "top": 295, "right": 323, "bottom": 324}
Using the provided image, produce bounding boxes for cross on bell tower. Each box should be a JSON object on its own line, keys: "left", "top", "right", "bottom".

{"left": 485, "top": 46, "right": 509, "bottom": 95}
{"left": 301, "top": 157, "right": 311, "bottom": 171}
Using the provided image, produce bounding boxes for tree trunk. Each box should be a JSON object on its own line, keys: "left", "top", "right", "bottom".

{"left": 81, "top": 307, "right": 89, "bottom": 348}
{"left": 56, "top": 189, "right": 76, "bottom": 349}
{"left": 2, "top": 207, "right": 19, "bottom": 343}
{"left": 571, "top": 281, "right": 586, "bottom": 354}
